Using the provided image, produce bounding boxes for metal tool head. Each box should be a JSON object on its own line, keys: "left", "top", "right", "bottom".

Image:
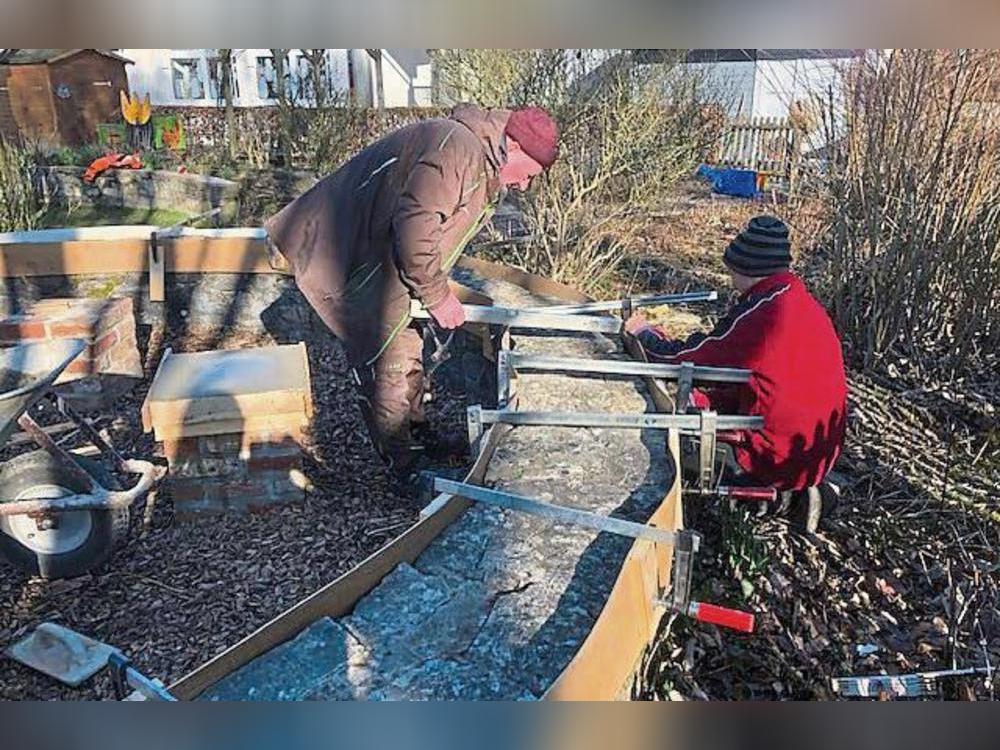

{"left": 5, "top": 622, "right": 117, "bottom": 687}
{"left": 0, "top": 339, "right": 87, "bottom": 445}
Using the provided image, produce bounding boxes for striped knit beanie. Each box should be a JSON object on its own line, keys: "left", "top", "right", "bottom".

{"left": 723, "top": 215, "right": 793, "bottom": 276}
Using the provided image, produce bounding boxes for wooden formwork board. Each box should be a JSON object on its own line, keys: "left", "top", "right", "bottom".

{"left": 0, "top": 228, "right": 273, "bottom": 277}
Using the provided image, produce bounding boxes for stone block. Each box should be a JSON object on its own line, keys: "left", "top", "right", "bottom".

{"left": 199, "top": 618, "right": 356, "bottom": 701}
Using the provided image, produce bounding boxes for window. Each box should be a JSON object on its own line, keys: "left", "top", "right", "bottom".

{"left": 256, "top": 55, "right": 279, "bottom": 99}
{"left": 256, "top": 53, "right": 299, "bottom": 100}
{"left": 207, "top": 56, "right": 239, "bottom": 101}
{"left": 171, "top": 58, "right": 204, "bottom": 100}
{"left": 291, "top": 52, "right": 338, "bottom": 105}
{"left": 290, "top": 53, "right": 312, "bottom": 103}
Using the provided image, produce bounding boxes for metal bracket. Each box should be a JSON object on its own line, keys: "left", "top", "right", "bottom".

{"left": 471, "top": 408, "right": 763, "bottom": 434}
{"left": 497, "top": 349, "right": 515, "bottom": 410}
{"left": 466, "top": 405, "right": 484, "bottom": 458}
{"left": 669, "top": 528, "right": 698, "bottom": 612}
{"left": 656, "top": 529, "right": 756, "bottom": 633}
{"left": 531, "top": 290, "right": 718, "bottom": 315}
{"left": 699, "top": 410, "right": 718, "bottom": 492}
{"left": 504, "top": 353, "right": 751, "bottom": 384}
{"left": 148, "top": 231, "right": 165, "bottom": 303}
{"left": 434, "top": 478, "right": 684, "bottom": 547}
{"left": 676, "top": 361, "right": 695, "bottom": 412}
{"left": 409, "top": 299, "right": 622, "bottom": 335}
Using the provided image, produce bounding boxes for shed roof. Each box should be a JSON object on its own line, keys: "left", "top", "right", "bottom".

{"left": 0, "top": 49, "right": 133, "bottom": 66}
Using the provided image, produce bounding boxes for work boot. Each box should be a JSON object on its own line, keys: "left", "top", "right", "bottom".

{"left": 411, "top": 423, "right": 469, "bottom": 464}
{"left": 776, "top": 480, "right": 841, "bottom": 533}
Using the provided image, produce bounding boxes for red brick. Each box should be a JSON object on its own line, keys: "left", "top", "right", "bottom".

{"left": 168, "top": 478, "right": 206, "bottom": 502}
{"left": 49, "top": 321, "right": 96, "bottom": 337}
{"left": 93, "top": 328, "right": 120, "bottom": 357}
{"left": 162, "top": 438, "right": 200, "bottom": 461}
{"left": 96, "top": 298, "right": 132, "bottom": 326}
{"left": 0, "top": 319, "right": 48, "bottom": 340}
{"left": 199, "top": 433, "right": 244, "bottom": 456}
{"left": 63, "top": 359, "right": 94, "bottom": 376}
{"left": 169, "top": 455, "right": 246, "bottom": 479}
{"left": 247, "top": 454, "right": 301, "bottom": 471}
{"left": 97, "top": 339, "right": 143, "bottom": 377}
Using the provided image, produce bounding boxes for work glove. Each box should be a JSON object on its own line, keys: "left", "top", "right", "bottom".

{"left": 428, "top": 291, "right": 466, "bottom": 330}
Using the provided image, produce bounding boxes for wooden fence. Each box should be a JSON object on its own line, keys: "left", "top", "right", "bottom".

{"left": 714, "top": 117, "right": 799, "bottom": 180}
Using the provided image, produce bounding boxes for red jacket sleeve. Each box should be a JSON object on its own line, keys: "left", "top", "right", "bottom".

{"left": 636, "top": 287, "right": 785, "bottom": 412}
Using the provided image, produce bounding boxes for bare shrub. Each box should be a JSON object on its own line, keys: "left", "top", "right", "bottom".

{"left": 433, "top": 50, "right": 719, "bottom": 295}
{"left": 0, "top": 136, "right": 40, "bottom": 232}
{"left": 815, "top": 49, "right": 1000, "bottom": 377}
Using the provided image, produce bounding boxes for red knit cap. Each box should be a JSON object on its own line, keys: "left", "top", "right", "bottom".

{"left": 505, "top": 106, "right": 559, "bottom": 168}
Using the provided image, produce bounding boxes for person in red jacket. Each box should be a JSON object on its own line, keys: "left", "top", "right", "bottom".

{"left": 626, "top": 216, "right": 847, "bottom": 528}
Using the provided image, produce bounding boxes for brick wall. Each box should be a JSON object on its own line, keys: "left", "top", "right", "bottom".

{"left": 0, "top": 297, "right": 142, "bottom": 381}
{"left": 163, "top": 429, "right": 307, "bottom": 519}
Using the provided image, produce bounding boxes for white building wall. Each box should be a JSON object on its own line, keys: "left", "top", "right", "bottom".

{"left": 123, "top": 48, "right": 356, "bottom": 108}
{"left": 685, "top": 60, "right": 756, "bottom": 118}
{"left": 752, "top": 57, "right": 852, "bottom": 120}
{"left": 381, "top": 49, "right": 433, "bottom": 107}
{"left": 380, "top": 51, "right": 411, "bottom": 108}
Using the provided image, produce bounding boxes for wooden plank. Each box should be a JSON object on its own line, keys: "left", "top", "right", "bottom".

{"left": 148, "top": 235, "right": 165, "bottom": 302}
{"left": 296, "top": 342, "right": 315, "bottom": 420}
{"left": 456, "top": 256, "right": 589, "bottom": 303}
{"left": 147, "top": 390, "right": 309, "bottom": 432}
{"left": 164, "top": 235, "right": 273, "bottom": 274}
{"left": 0, "top": 239, "right": 150, "bottom": 276}
{"left": 152, "top": 414, "right": 310, "bottom": 442}
{"left": 0, "top": 231, "right": 273, "bottom": 277}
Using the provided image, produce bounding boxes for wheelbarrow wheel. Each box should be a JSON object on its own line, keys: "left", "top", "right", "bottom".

{"left": 0, "top": 450, "right": 128, "bottom": 579}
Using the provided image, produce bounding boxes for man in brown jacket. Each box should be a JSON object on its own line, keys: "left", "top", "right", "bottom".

{"left": 265, "top": 104, "right": 559, "bottom": 476}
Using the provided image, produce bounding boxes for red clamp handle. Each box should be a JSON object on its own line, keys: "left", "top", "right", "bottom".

{"left": 688, "top": 601, "right": 756, "bottom": 633}
{"left": 719, "top": 486, "right": 777, "bottom": 502}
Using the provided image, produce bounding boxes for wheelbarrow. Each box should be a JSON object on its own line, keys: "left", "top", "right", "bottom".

{"left": 0, "top": 339, "right": 165, "bottom": 579}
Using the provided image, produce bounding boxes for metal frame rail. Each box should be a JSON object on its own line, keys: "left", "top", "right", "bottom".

{"left": 434, "top": 479, "right": 754, "bottom": 633}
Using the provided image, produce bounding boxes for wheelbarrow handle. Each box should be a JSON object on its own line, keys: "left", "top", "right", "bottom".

{"left": 0, "top": 459, "right": 166, "bottom": 517}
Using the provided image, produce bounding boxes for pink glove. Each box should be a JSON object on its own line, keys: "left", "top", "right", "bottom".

{"left": 624, "top": 312, "right": 653, "bottom": 337}
{"left": 428, "top": 291, "right": 466, "bottom": 330}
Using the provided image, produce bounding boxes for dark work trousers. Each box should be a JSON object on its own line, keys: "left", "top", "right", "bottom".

{"left": 352, "top": 324, "right": 427, "bottom": 475}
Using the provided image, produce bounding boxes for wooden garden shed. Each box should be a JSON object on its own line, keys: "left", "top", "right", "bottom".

{"left": 0, "top": 49, "right": 132, "bottom": 146}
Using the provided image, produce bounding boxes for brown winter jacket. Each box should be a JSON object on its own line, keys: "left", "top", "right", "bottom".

{"left": 265, "top": 104, "right": 510, "bottom": 365}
